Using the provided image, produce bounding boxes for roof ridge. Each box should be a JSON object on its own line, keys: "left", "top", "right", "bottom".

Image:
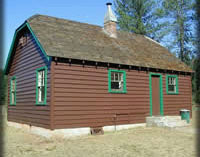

{"left": 27, "top": 14, "right": 102, "bottom": 29}
{"left": 27, "top": 14, "right": 145, "bottom": 39}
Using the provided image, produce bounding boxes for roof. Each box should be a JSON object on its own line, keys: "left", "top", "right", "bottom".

{"left": 6, "top": 14, "right": 193, "bottom": 73}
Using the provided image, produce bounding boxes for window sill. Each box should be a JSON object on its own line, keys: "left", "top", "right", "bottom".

{"left": 109, "top": 90, "right": 127, "bottom": 94}
{"left": 167, "top": 92, "right": 179, "bottom": 95}
{"left": 35, "top": 103, "right": 47, "bottom": 106}
{"left": 9, "top": 104, "right": 16, "bottom": 106}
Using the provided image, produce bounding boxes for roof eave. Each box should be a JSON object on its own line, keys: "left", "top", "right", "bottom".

{"left": 50, "top": 56, "right": 193, "bottom": 74}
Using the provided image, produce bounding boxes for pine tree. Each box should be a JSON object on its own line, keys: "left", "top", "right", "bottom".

{"left": 0, "top": 69, "right": 6, "bottom": 106}
{"left": 195, "top": 0, "right": 200, "bottom": 104}
{"left": 114, "top": 0, "right": 169, "bottom": 42}
{"left": 161, "top": 0, "right": 195, "bottom": 63}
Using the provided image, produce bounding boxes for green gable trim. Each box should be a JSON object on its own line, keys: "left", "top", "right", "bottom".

{"left": 26, "top": 23, "right": 50, "bottom": 61}
{"left": 108, "top": 69, "right": 127, "bottom": 94}
{"left": 35, "top": 66, "right": 47, "bottom": 105}
{"left": 10, "top": 76, "right": 16, "bottom": 106}
{"left": 4, "top": 23, "right": 23, "bottom": 74}
{"left": 4, "top": 22, "right": 49, "bottom": 74}
{"left": 166, "top": 75, "right": 179, "bottom": 95}
{"left": 149, "top": 73, "right": 164, "bottom": 116}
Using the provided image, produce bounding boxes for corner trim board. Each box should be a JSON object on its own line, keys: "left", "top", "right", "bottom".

{"left": 50, "top": 61, "right": 55, "bottom": 130}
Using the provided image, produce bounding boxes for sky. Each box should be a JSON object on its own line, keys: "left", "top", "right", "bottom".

{"left": 4, "top": 0, "right": 114, "bottom": 66}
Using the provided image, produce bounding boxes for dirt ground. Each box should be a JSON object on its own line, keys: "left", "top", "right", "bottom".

{"left": 3, "top": 124, "right": 197, "bottom": 157}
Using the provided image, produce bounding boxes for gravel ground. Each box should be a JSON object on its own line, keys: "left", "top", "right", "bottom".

{"left": 3, "top": 124, "right": 197, "bottom": 157}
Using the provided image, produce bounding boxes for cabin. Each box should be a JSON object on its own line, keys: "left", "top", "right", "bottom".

{"left": 4, "top": 3, "right": 192, "bottom": 135}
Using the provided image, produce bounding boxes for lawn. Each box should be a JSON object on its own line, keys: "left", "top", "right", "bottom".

{"left": 3, "top": 124, "right": 197, "bottom": 157}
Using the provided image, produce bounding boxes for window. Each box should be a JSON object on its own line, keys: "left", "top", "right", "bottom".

{"left": 166, "top": 75, "right": 178, "bottom": 94}
{"left": 36, "top": 66, "right": 47, "bottom": 105}
{"left": 108, "top": 69, "right": 127, "bottom": 93}
{"left": 10, "top": 76, "right": 16, "bottom": 105}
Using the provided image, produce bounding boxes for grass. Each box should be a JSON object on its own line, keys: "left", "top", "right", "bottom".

{"left": 3, "top": 124, "right": 197, "bottom": 157}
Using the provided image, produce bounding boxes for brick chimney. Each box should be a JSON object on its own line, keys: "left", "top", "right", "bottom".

{"left": 104, "top": 2, "right": 117, "bottom": 38}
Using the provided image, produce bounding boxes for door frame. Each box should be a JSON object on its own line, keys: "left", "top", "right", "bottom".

{"left": 149, "top": 73, "right": 164, "bottom": 116}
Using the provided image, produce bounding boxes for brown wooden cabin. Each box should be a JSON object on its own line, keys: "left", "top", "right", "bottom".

{"left": 4, "top": 9, "right": 193, "bottom": 130}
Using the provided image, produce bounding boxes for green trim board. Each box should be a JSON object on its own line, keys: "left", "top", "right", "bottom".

{"left": 10, "top": 76, "right": 16, "bottom": 106}
{"left": 4, "top": 22, "right": 49, "bottom": 74}
{"left": 108, "top": 69, "right": 127, "bottom": 93}
{"left": 26, "top": 23, "right": 50, "bottom": 61}
{"left": 35, "top": 66, "right": 48, "bottom": 105}
{"left": 166, "top": 75, "right": 179, "bottom": 94}
{"left": 149, "top": 73, "right": 164, "bottom": 116}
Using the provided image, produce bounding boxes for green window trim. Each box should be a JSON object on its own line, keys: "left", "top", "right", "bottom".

{"left": 108, "top": 69, "right": 127, "bottom": 93}
{"left": 10, "top": 76, "right": 16, "bottom": 105}
{"left": 166, "top": 75, "right": 179, "bottom": 95}
{"left": 149, "top": 73, "right": 164, "bottom": 116}
{"left": 36, "top": 66, "right": 47, "bottom": 105}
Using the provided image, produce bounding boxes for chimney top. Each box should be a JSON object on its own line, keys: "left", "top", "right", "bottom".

{"left": 103, "top": 2, "right": 117, "bottom": 38}
{"left": 106, "top": 2, "right": 112, "bottom": 6}
{"left": 104, "top": 2, "right": 117, "bottom": 24}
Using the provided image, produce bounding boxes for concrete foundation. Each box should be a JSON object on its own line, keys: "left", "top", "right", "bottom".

{"left": 103, "top": 123, "right": 146, "bottom": 132}
{"left": 146, "top": 116, "right": 190, "bottom": 128}
{"left": 7, "top": 121, "right": 146, "bottom": 138}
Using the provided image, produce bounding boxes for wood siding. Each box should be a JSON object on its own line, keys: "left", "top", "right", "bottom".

{"left": 53, "top": 63, "right": 149, "bottom": 129}
{"left": 163, "top": 74, "right": 192, "bottom": 115}
{"left": 7, "top": 32, "right": 51, "bottom": 129}
{"left": 52, "top": 62, "right": 191, "bottom": 129}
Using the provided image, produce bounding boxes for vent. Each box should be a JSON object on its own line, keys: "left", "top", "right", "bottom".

{"left": 18, "top": 34, "right": 28, "bottom": 47}
{"left": 90, "top": 127, "right": 104, "bottom": 135}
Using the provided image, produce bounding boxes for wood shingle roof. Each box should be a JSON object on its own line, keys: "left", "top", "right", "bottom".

{"left": 26, "top": 14, "right": 192, "bottom": 72}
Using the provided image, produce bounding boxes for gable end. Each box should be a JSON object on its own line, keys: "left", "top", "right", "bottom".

{"left": 4, "top": 22, "right": 50, "bottom": 74}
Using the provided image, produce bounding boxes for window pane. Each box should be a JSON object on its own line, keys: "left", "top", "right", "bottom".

{"left": 168, "top": 85, "right": 175, "bottom": 92}
{"left": 111, "top": 82, "right": 120, "bottom": 89}
{"left": 168, "top": 78, "right": 170, "bottom": 85}
{"left": 38, "top": 71, "right": 42, "bottom": 86}
{"left": 111, "top": 72, "right": 114, "bottom": 81}
{"left": 38, "top": 87, "right": 42, "bottom": 102}
{"left": 41, "top": 71, "right": 45, "bottom": 86}
{"left": 38, "top": 86, "right": 45, "bottom": 103}
{"left": 115, "top": 73, "right": 118, "bottom": 81}
{"left": 41, "top": 86, "right": 45, "bottom": 102}
{"left": 12, "top": 80, "right": 15, "bottom": 91}
{"left": 168, "top": 77, "right": 176, "bottom": 85}
{"left": 119, "top": 73, "right": 123, "bottom": 81}
{"left": 173, "top": 78, "right": 176, "bottom": 85}
{"left": 119, "top": 81, "right": 123, "bottom": 90}
{"left": 12, "top": 92, "right": 15, "bottom": 104}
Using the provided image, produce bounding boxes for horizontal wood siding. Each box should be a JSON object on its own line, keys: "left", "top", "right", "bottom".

{"left": 53, "top": 62, "right": 150, "bottom": 129}
{"left": 163, "top": 74, "right": 192, "bottom": 116}
{"left": 7, "top": 32, "right": 51, "bottom": 129}
{"left": 53, "top": 62, "right": 192, "bottom": 129}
